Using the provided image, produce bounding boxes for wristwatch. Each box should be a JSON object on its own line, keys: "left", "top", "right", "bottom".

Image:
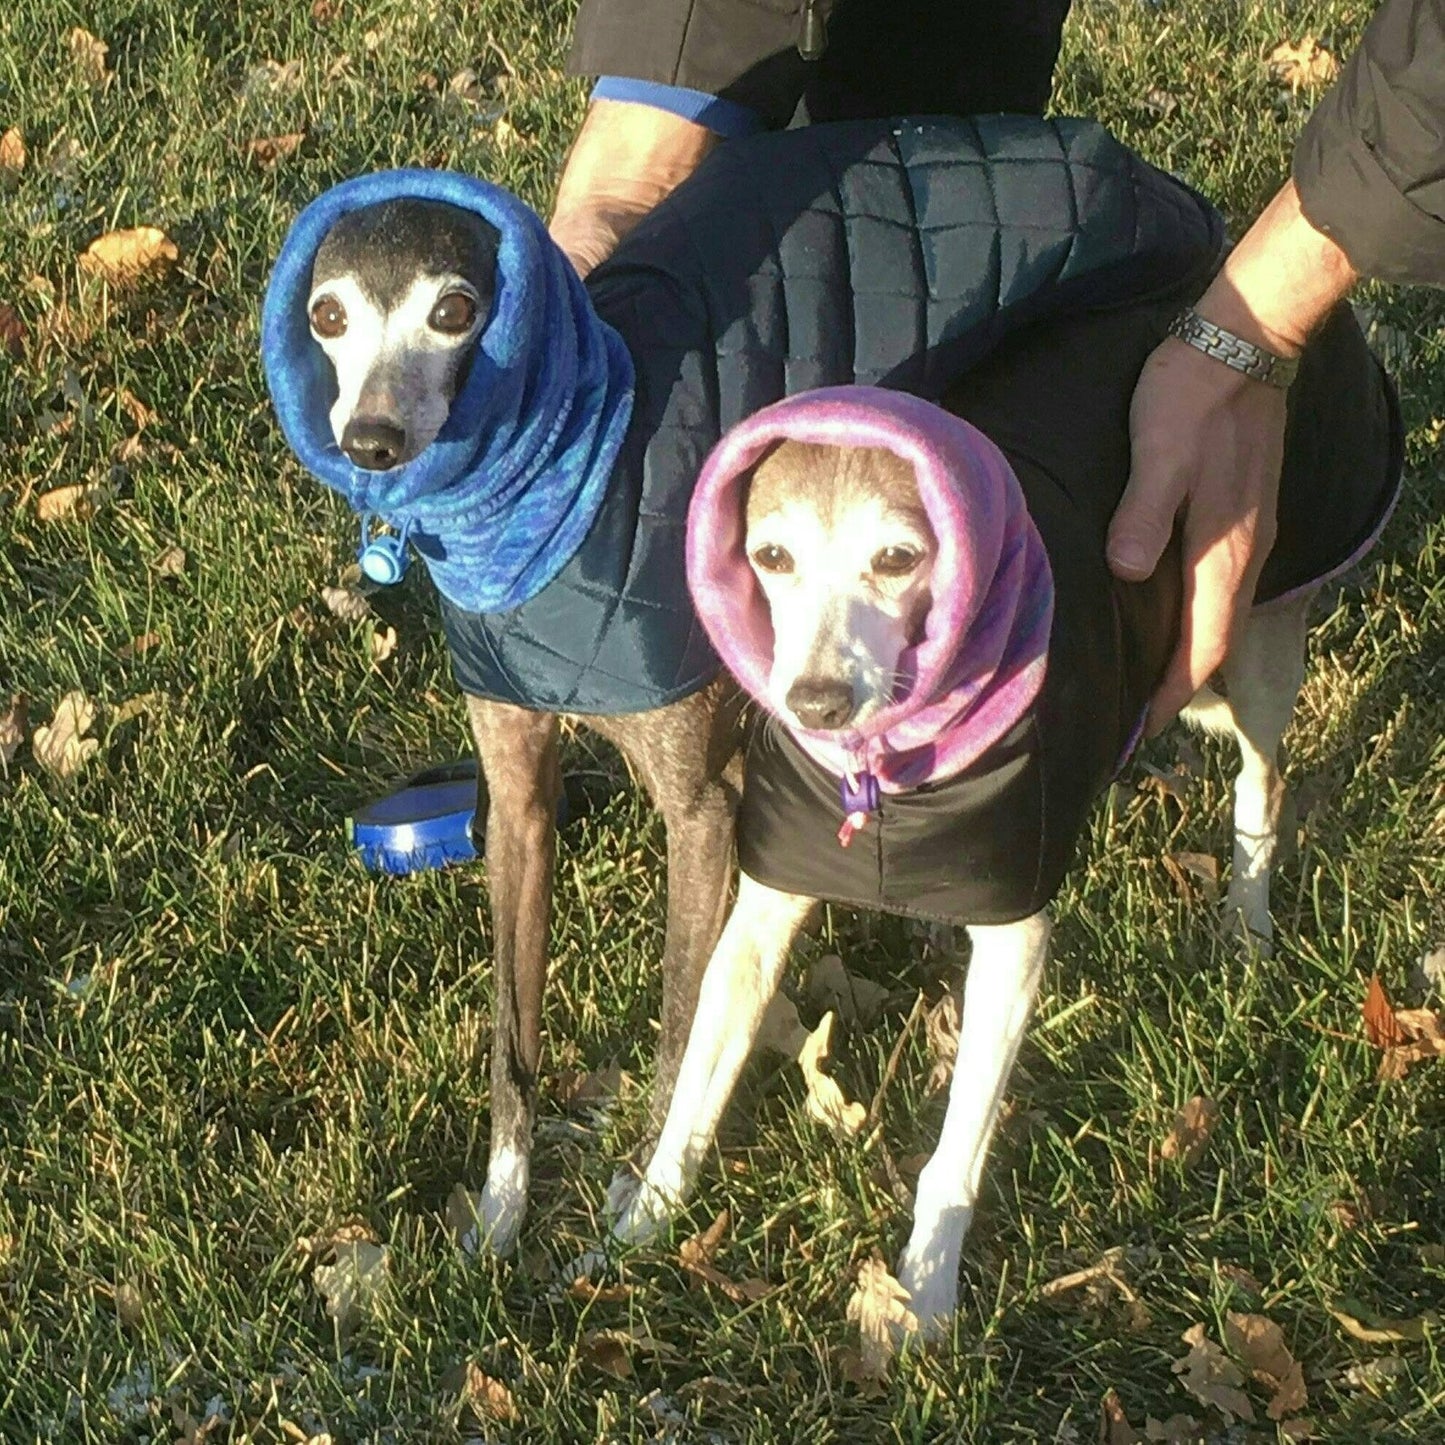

{"left": 1166, "top": 308, "right": 1300, "bottom": 390}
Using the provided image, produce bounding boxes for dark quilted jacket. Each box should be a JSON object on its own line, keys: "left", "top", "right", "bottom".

{"left": 441, "top": 114, "right": 1226, "bottom": 715}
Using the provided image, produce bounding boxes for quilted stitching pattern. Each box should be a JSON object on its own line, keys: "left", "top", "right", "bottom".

{"left": 443, "top": 115, "right": 1225, "bottom": 715}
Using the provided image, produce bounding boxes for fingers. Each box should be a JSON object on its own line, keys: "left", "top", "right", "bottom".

{"left": 1145, "top": 542, "right": 1242, "bottom": 734}
{"left": 1108, "top": 461, "right": 1182, "bottom": 583}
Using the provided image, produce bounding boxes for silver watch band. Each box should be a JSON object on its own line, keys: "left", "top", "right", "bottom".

{"left": 1166, "top": 307, "right": 1300, "bottom": 390}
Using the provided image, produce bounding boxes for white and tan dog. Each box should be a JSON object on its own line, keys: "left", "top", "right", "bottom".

{"left": 608, "top": 298, "right": 1400, "bottom": 1338}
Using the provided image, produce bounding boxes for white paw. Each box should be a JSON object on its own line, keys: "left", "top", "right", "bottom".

{"left": 605, "top": 1166, "right": 642, "bottom": 1223}
{"left": 896, "top": 1251, "right": 959, "bottom": 1342}
{"left": 472, "top": 1148, "right": 529, "bottom": 1258}
{"left": 1223, "top": 891, "right": 1274, "bottom": 958}
{"left": 610, "top": 1176, "right": 678, "bottom": 1248}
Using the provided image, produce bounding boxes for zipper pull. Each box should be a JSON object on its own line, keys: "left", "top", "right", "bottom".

{"left": 798, "top": 0, "right": 829, "bottom": 60}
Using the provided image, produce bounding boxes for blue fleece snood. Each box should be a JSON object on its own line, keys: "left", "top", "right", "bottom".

{"left": 261, "top": 169, "right": 634, "bottom": 614}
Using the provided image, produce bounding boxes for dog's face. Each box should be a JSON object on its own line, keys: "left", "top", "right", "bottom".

{"left": 308, "top": 198, "right": 502, "bottom": 470}
{"left": 743, "top": 440, "right": 935, "bottom": 731}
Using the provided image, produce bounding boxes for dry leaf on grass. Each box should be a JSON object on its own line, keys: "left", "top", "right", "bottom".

{"left": 1343, "top": 1355, "right": 1405, "bottom": 1390}
{"left": 567, "top": 1274, "right": 632, "bottom": 1305}
{"left": 0, "top": 302, "right": 26, "bottom": 359}
{"left": 1041, "top": 1247, "right": 1150, "bottom": 1332}
{"left": 1361, "top": 973, "right": 1445, "bottom": 1078}
{"left": 247, "top": 132, "right": 304, "bottom": 168}
{"left": 79, "top": 226, "right": 179, "bottom": 285}
{"left": 0, "top": 127, "right": 25, "bottom": 175}
{"left": 1171, "top": 1323, "right": 1255, "bottom": 1424}
{"left": 245, "top": 59, "right": 304, "bottom": 96}
{"left": 35, "top": 480, "right": 108, "bottom": 523}
{"left": 1099, "top": 1388, "right": 1142, "bottom": 1444}
{"left": 369, "top": 626, "right": 398, "bottom": 664}
{"left": 578, "top": 1325, "right": 678, "bottom": 1380}
{"left": 842, "top": 1255, "right": 917, "bottom": 1389}
{"left": 171, "top": 1401, "right": 227, "bottom": 1444}
{"left": 444, "top": 1360, "right": 517, "bottom": 1425}
{"left": 68, "top": 27, "right": 110, "bottom": 86}
{"left": 1160, "top": 1096, "right": 1220, "bottom": 1170}
{"left": 1143, "top": 1417, "right": 1204, "bottom": 1443}
{"left": 1224, "top": 1311, "right": 1307, "bottom": 1420}
{"left": 1268, "top": 37, "right": 1339, "bottom": 94}
{"left": 1218, "top": 1262, "right": 1265, "bottom": 1299}
{"left": 799, "top": 1011, "right": 865, "bottom": 1136}
{"left": 0, "top": 695, "right": 27, "bottom": 770}
{"left": 1163, "top": 851, "right": 1220, "bottom": 904}
{"left": 320, "top": 584, "right": 372, "bottom": 622}
{"left": 118, "top": 633, "right": 162, "bottom": 659}
{"left": 554, "top": 1061, "right": 625, "bottom": 1110}
{"left": 924, "top": 987, "right": 960, "bottom": 1092}
{"left": 806, "top": 954, "right": 889, "bottom": 1027}
{"left": 32, "top": 691, "right": 99, "bottom": 778}
{"left": 677, "top": 1208, "right": 769, "bottom": 1304}
{"left": 154, "top": 545, "right": 187, "bottom": 576}
{"left": 443, "top": 1182, "right": 482, "bottom": 1252}
{"left": 1328, "top": 1304, "right": 1436, "bottom": 1345}
{"left": 307, "top": 1224, "right": 388, "bottom": 1334}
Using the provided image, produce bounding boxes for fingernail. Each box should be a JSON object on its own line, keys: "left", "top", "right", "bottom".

{"left": 1108, "top": 539, "right": 1149, "bottom": 578}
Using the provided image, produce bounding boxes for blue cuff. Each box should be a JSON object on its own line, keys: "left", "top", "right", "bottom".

{"left": 591, "top": 77, "right": 762, "bottom": 138}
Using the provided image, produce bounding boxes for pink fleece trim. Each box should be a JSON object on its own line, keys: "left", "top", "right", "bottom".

{"left": 687, "top": 386, "right": 1054, "bottom": 792}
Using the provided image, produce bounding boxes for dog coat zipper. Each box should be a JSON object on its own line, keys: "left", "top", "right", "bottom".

{"left": 837, "top": 766, "right": 880, "bottom": 847}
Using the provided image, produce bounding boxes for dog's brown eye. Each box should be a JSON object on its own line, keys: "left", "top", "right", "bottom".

{"left": 751, "top": 544, "right": 794, "bottom": 575}
{"left": 309, "top": 296, "right": 347, "bottom": 339}
{"left": 430, "top": 292, "right": 478, "bottom": 335}
{"left": 873, "top": 545, "right": 921, "bottom": 576}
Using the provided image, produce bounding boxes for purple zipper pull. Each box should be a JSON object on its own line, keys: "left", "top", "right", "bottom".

{"left": 837, "top": 767, "right": 880, "bottom": 847}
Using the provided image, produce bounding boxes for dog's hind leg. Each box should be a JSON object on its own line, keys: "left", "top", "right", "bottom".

{"left": 1211, "top": 594, "right": 1313, "bottom": 950}
{"left": 897, "top": 910, "right": 1050, "bottom": 1338}
{"left": 466, "top": 697, "right": 562, "bottom": 1257}
{"left": 588, "top": 678, "right": 746, "bottom": 1128}
{"left": 610, "top": 875, "right": 814, "bottom": 1244}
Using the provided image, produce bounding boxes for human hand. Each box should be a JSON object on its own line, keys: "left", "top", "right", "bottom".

{"left": 1108, "top": 339, "right": 1287, "bottom": 732}
{"left": 549, "top": 99, "right": 717, "bottom": 276}
{"left": 1107, "top": 178, "right": 1357, "bottom": 732}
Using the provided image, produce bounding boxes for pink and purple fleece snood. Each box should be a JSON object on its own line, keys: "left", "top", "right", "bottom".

{"left": 686, "top": 386, "right": 1055, "bottom": 842}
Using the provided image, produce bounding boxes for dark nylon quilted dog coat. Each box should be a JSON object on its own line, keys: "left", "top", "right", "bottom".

{"left": 441, "top": 114, "right": 1229, "bottom": 713}
{"left": 731, "top": 298, "right": 1402, "bottom": 925}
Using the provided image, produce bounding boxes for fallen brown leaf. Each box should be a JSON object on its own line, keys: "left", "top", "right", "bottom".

{"left": 1268, "top": 36, "right": 1339, "bottom": 94}
{"left": 0, "top": 694, "right": 27, "bottom": 770}
{"left": 320, "top": 584, "right": 372, "bottom": 622}
{"left": 1225, "top": 1310, "right": 1307, "bottom": 1420}
{"left": 311, "top": 1230, "right": 388, "bottom": 1335}
{"left": 68, "top": 27, "right": 110, "bottom": 86}
{"left": 1280, "top": 1419, "right": 1317, "bottom": 1441}
{"left": 567, "top": 1275, "right": 633, "bottom": 1305}
{"left": 452, "top": 1360, "right": 516, "bottom": 1425}
{"left": 1361, "top": 974, "right": 1445, "bottom": 1078}
{"left": 153, "top": 545, "right": 187, "bottom": 577}
{"left": 369, "top": 626, "right": 398, "bottom": 664}
{"left": 247, "top": 132, "right": 305, "bottom": 168}
{"left": 114, "top": 1278, "right": 146, "bottom": 1329}
{"left": 1160, "top": 1096, "right": 1220, "bottom": 1170}
{"left": 79, "top": 226, "right": 179, "bottom": 285}
{"left": 1328, "top": 1304, "right": 1436, "bottom": 1345}
{"left": 677, "top": 1209, "right": 769, "bottom": 1304}
{"left": 1362, "top": 973, "right": 1405, "bottom": 1048}
{"left": 554, "top": 1061, "right": 625, "bottom": 1109}
{"left": 171, "top": 1401, "right": 226, "bottom": 1444}
{"left": 799, "top": 1011, "right": 865, "bottom": 1136}
{"left": 1166, "top": 851, "right": 1220, "bottom": 903}
{"left": 443, "top": 1182, "right": 481, "bottom": 1251}
{"left": 35, "top": 480, "right": 108, "bottom": 523}
{"left": 1171, "top": 1323, "right": 1255, "bottom": 1424}
{"left": 1100, "top": 1388, "right": 1142, "bottom": 1445}
{"left": 843, "top": 1254, "right": 917, "bottom": 1386}
{"left": 1041, "top": 1247, "right": 1150, "bottom": 1330}
{"left": 578, "top": 1325, "right": 677, "bottom": 1380}
{"left": 0, "top": 126, "right": 24, "bottom": 175}
{"left": 806, "top": 953, "right": 889, "bottom": 1027}
{"left": 923, "top": 986, "right": 960, "bottom": 1092}
{"left": 1143, "top": 1417, "right": 1203, "bottom": 1443}
{"left": 1343, "top": 1355, "right": 1405, "bottom": 1390}
{"left": 118, "top": 633, "right": 162, "bottom": 659}
{"left": 1217, "top": 1263, "right": 1264, "bottom": 1299}
{"left": 0, "top": 302, "right": 25, "bottom": 359}
{"left": 32, "top": 691, "right": 99, "bottom": 778}
{"left": 245, "top": 59, "right": 304, "bottom": 96}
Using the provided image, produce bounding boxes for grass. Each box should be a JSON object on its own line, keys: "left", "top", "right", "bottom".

{"left": 1, "top": 0, "right": 1443, "bottom": 1439}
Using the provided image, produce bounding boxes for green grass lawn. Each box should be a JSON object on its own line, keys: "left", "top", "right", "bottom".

{"left": 2, "top": 0, "right": 1443, "bottom": 1439}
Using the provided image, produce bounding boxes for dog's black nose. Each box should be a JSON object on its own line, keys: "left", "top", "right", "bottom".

{"left": 341, "top": 417, "right": 409, "bottom": 471}
{"left": 786, "top": 677, "right": 856, "bottom": 730}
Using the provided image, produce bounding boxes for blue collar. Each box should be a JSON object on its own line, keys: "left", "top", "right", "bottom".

{"left": 261, "top": 169, "right": 634, "bottom": 614}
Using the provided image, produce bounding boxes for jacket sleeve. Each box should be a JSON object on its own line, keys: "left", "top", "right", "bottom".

{"left": 567, "top": 0, "right": 810, "bottom": 129}
{"left": 1292, "top": 0, "right": 1445, "bottom": 286}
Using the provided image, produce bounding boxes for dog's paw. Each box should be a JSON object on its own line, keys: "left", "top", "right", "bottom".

{"left": 1222, "top": 892, "right": 1274, "bottom": 958}
{"left": 609, "top": 1176, "right": 679, "bottom": 1248}
{"left": 473, "top": 1149, "right": 529, "bottom": 1258}
{"left": 896, "top": 1253, "right": 959, "bottom": 1343}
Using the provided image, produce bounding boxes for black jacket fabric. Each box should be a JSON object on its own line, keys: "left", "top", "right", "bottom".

{"left": 737, "top": 297, "right": 1402, "bottom": 925}
{"left": 569, "top": 0, "right": 1072, "bottom": 127}
{"left": 1294, "top": 0, "right": 1445, "bottom": 286}
{"left": 442, "top": 115, "right": 1226, "bottom": 714}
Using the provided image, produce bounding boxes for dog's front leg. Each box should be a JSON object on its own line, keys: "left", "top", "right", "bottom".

{"left": 898, "top": 910, "right": 1050, "bottom": 1337}
{"left": 611, "top": 875, "right": 813, "bottom": 1244}
{"left": 466, "top": 697, "right": 562, "bottom": 1256}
